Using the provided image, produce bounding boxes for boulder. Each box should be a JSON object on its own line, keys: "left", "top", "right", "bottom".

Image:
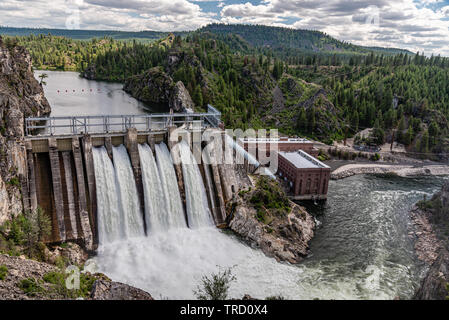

{"left": 44, "top": 243, "right": 89, "bottom": 266}
{"left": 90, "top": 280, "right": 154, "bottom": 300}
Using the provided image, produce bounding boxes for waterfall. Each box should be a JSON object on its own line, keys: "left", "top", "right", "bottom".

{"left": 92, "top": 146, "right": 122, "bottom": 244}
{"left": 138, "top": 143, "right": 168, "bottom": 232}
{"left": 155, "top": 142, "right": 186, "bottom": 229}
{"left": 178, "top": 141, "right": 214, "bottom": 228}
{"left": 112, "top": 145, "right": 145, "bottom": 239}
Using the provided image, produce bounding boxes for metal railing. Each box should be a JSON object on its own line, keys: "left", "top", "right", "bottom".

{"left": 205, "top": 104, "right": 222, "bottom": 128}
{"left": 25, "top": 106, "right": 222, "bottom": 137}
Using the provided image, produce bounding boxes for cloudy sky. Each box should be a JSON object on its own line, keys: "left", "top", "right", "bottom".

{"left": 1, "top": 0, "right": 449, "bottom": 55}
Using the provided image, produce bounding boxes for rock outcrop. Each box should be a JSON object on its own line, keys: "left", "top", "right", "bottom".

{"left": 0, "top": 37, "right": 51, "bottom": 224}
{"left": 44, "top": 243, "right": 89, "bottom": 266}
{"left": 123, "top": 66, "right": 194, "bottom": 112}
{"left": 90, "top": 280, "right": 153, "bottom": 300}
{"left": 228, "top": 177, "right": 315, "bottom": 264}
{"left": 414, "top": 249, "right": 449, "bottom": 300}
{"left": 412, "top": 182, "right": 449, "bottom": 300}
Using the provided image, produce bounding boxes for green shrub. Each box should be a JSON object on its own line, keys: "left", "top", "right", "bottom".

{"left": 7, "top": 177, "right": 20, "bottom": 187}
{"left": 0, "top": 265, "right": 8, "bottom": 280}
{"left": 194, "top": 268, "right": 236, "bottom": 300}
{"left": 370, "top": 153, "right": 381, "bottom": 161}
{"left": 19, "top": 278, "right": 42, "bottom": 296}
{"left": 0, "top": 207, "right": 52, "bottom": 259}
{"left": 54, "top": 256, "right": 68, "bottom": 269}
{"left": 43, "top": 270, "right": 96, "bottom": 299}
{"left": 59, "top": 242, "right": 69, "bottom": 249}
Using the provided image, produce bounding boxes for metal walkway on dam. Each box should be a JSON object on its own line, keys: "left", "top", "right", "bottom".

{"left": 22, "top": 105, "right": 257, "bottom": 251}
{"left": 25, "top": 105, "right": 222, "bottom": 137}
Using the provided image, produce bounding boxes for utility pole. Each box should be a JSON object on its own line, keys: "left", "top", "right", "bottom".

{"left": 390, "top": 129, "right": 395, "bottom": 152}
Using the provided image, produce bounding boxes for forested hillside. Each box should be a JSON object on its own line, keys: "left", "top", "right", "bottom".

{"left": 81, "top": 32, "right": 449, "bottom": 159}
{"left": 198, "top": 24, "right": 412, "bottom": 58}
{"left": 4, "top": 35, "right": 126, "bottom": 71}
{"left": 4, "top": 24, "right": 448, "bottom": 159}
{"left": 0, "top": 27, "right": 170, "bottom": 40}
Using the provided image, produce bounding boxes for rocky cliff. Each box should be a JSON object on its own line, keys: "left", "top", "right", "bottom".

{"left": 0, "top": 37, "right": 51, "bottom": 224}
{"left": 123, "top": 66, "right": 194, "bottom": 112}
{"left": 412, "top": 182, "right": 449, "bottom": 300}
{"left": 228, "top": 176, "right": 315, "bottom": 264}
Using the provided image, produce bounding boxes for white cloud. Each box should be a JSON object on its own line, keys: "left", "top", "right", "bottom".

{"left": 219, "top": 0, "right": 449, "bottom": 56}
{"left": 0, "top": 0, "right": 215, "bottom": 31}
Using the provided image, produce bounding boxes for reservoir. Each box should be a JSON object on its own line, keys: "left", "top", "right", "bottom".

{"left": 34, "top": 70, "right": 153, "bottom": 116}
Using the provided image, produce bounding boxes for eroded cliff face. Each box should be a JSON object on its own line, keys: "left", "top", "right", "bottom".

{"left": 0, "top": 37, "right": 51, "bottom": 224}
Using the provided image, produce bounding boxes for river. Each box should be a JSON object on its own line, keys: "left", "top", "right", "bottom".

{"left": 37, "top": 71, "right": 447, "bottom": 300}
{"left": 95, "top": 174, "right": 447, "bottom": 300}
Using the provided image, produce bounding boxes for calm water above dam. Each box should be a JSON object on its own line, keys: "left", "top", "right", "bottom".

{"left": 34, "top": 70, "right": 164, "bottom": 116}
{"left": 37, "top": 71, "right": 447, "bottom": 299}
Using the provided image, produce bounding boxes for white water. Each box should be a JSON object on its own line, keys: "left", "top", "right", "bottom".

{"left": 138, "top": 144, "right": 169, "bottom": 232}
{"left": 112, "top": 145, "right": 145, "bottom": 239}
{"left": 154, "top": 143, "right": 187, "bottom": 229}
{"left": 92, "top": 147, "right": 122, "bottom": 244}
{"left": 94, "top": 142, "right": 447, "bottom": 300}
{"left": 178, "top": 141, "right": 214, "bottom": 228}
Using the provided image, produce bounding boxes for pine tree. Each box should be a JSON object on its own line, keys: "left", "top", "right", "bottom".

{"left": 420, "top": 130, "right": 429, "bottom": 153}
{"left": 404, "top": 125, "right": 414, "bottom": 146}
{"left": 193, "top": 85, "right": 203, "bottom": 108}
{"left": 297, "top": 108, "right": 308, "bottom": 133}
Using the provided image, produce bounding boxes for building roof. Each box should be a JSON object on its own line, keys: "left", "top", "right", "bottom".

{"left": 279, "top": 150, "right": 330, "bottom": 169}
{"left": 239, "top": 137, "right": 312, "bottom": 144}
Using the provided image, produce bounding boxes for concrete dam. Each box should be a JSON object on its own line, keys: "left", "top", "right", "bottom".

{"left": 23, "top": 109, "right": 257, "bottom": 251}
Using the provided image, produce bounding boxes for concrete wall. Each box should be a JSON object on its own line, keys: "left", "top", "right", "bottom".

{"left": 26, "top": 130, "right": 242, "bottom": 243}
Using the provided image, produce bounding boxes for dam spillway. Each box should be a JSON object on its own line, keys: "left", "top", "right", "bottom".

{"left": 23, "top": 126, "right": 253, "bottom": 249}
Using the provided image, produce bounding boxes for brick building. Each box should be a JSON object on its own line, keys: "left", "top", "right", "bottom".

{"left": 238, "top": 137, "right": 330, "bottom": 200}
{"left": 278, "top": 150, "right": 330, "bottom": 200}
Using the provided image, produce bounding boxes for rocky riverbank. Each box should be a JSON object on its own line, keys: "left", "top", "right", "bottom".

{"left": 331, "top": 163, "right": 449, "bottom": 180}
{"left": 410, "top": 182, "right": 449, "bottom": 300}
{"left": 227, "top": 176, "right": 315, "bottom": 264}
{"left": 0, "top": 253, "right": 153, "bottom": 300}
